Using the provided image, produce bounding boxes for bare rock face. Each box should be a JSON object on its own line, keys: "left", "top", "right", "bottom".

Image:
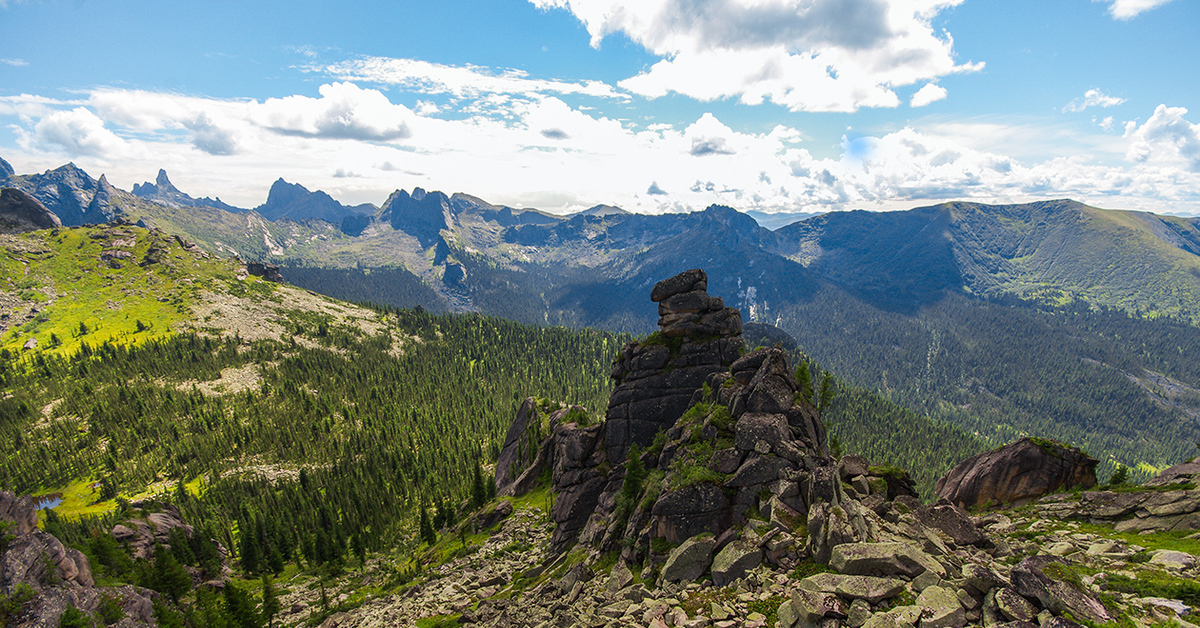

{"left": 605, "top": 268, "right": 743, "bottom": 465}
{"left": 110, "top": 503, "right": 195, "bottom": 560}
{"left": 935, "top": 438, "right": 1097, "bottom": 510}
{"left": 245, "top": 260, "right": 285, "bottom": 283}
{"left": 0, "top": 187, "right": 61, "bottom": 234}
{"left": 0, "top": 492, "right": 38, "bottom": 535}
{"left": 0, "top": 491, "right": 156, "bottom": 628}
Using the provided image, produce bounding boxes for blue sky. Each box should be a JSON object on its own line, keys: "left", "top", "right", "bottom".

{"left": 1, "top": 0, "right": 1198, "bottom": 215}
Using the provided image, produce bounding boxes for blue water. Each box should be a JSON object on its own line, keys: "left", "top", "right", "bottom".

{"left": 33, "top": 496, "right": 62, "bottom": 510}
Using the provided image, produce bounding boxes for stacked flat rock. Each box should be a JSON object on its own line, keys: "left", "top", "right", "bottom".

{"left": 605, "top": 269, "right": 743, "bottom": 464}
{"left": 652, "top": 268, "right": 741, "bottom": 338}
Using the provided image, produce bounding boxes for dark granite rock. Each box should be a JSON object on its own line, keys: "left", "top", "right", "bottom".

{"left": 0, "top": 187, "right": 61, "bottom": 233}
{"left": 936, "top": 438, "right": 1097, "bottom": 510}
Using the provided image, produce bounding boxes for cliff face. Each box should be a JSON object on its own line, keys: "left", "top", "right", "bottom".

{"left": 0, "top": 492, "right": 156, "bottom": 628}
{"left": 0, "top": 187, "right": 61, "bottom": 233}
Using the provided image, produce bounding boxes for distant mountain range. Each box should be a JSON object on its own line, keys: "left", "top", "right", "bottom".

{"left": 5, "top": 156, "right": 1200, "bottom": 479}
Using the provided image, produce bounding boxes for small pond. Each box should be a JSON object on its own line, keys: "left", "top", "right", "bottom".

{"left": 33, "top": 495, "right": 63, "bottom": 510}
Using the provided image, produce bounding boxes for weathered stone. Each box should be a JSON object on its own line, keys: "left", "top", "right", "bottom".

{"left": 0, "top": 187, "right": 61, "bottom": 233}
{"left": 1009, "top": 556, "right": 1111, "bottom": 625}
{"left": 735, "top": 413, "right": 792, "bottom": 452}
{"left": 790, "top": 588, "right": 848, "bottom": 623}
{"left": 915, "top": 504, "right": 989, "bottom": 547}
{"left": 495, "top": 397, "right": 542, "bottom": 495}
{"left": 606, "top": 561, "right": 633, "bottom": 594}
{"left": 709, "top": 448, "right": 743, "bottom": 474}
{"left": 962, "top": 563, "right": 1007, "bottom": 595}
{"left": 726, "top": 455, "right": 794, "bottom": 488}
{"left": 917, "top": 586, "right": 965, "bottom": 628}
{"left": 830, "top": 542, "right": 944, "bottom": 578}
{"left": 839, "top": 455, "right": 871, "bottom": 481}
{"left": 936, "top": 438, "right": 1097, "bottom": 510}
{"left": 1149, "top": 549, "right": 1197, "bottom": 570}
{"left": 651, "top": 269, "right": 708, "bottom": 302}
{"left": 993, "top": 587, "right": 1037, "bottom": 623}
{"left": 652, "top": 483, "right": 731, "bottom": 543}
{"left": 863, "top": 606, "right": 922, "bottom": 628}
{"left": 800, "top": 573, "right": 906, "bottom": 604}
{"left": 847, "top": 599, "right": 873, "bottom": 628}
{"left": 711, "top": 539, "right": 762, "bottom": 586}
{"left": 661, "top": 535, "right": 717, "bottom": 582}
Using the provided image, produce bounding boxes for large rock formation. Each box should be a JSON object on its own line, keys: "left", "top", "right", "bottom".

{"left": 603, "top": 268, "right": 743, "bottom": 465}
{"left": 500, "top": 269, "right": 926, "bottom": 564}
{"left": 0, "top": 492, "right": 156, "bottom": 628}
{"left": 935, "top": 438, "right": 1098, "bottom": 510}
{"left": 0, "top": 187, "right": 61, "bottom": 233}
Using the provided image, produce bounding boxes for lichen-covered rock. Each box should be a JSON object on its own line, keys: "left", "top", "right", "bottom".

{"left": 829, "top": 542, "right": 943, "bottom": 578}
{"left": 660, "top": 535, "right": 716, "bottom": 582}
{"left": 936, "top": 438, "right": 1097, "bottom": 510}
{"left": 711, "top": 538, "right": 762, "bottom": 586}
{"left": 1009, "top": 556, "right": 1111, "bottom": 625}
{"left": 799, "top": 573, "right": 906, "bottom": 604}
{"left": 916, "top": 585, "right": 965, "bottom": 628}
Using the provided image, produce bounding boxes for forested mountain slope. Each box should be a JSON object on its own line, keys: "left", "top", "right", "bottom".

{"left": 6, "top": 158, "right": 1200, "bottom": 480}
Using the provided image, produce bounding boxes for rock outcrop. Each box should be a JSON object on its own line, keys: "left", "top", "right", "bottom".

{"left": 246, "top": 260, "right": 285, "bottom": 283}
{"left": 604, "top": 268, "right": 743, "bottom": 465}
{"left": 935, "top": 438, "right": 1098, "bottom": 510}
{"left": 0, "top": 491, "right": 156, "bottom": 628}
{"left": 0, "top": 187, "right": 61, "bottom": 233}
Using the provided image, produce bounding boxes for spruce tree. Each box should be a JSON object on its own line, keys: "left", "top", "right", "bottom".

{"left": 418, "top": 506, "right": 436, "bottom": 546}
{"left": 260, "top": 575, "right": 281, "bottom": 628}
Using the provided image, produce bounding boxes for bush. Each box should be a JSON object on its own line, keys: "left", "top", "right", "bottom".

{"left": 58, "top": 606, "right": 93, "bottom": 628}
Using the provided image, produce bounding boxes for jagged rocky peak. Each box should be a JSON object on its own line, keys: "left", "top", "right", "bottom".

{"left": 0, "top": 187, "right": 61, "bottom": 233}
{"left": 0, "top": 156, "right": 14, "bottom": 178}
{"left": 606, "top": 268, "right": 744, "bottom": 465}
{"left": 935, "top": 437, "right": 1098, "bottom": 510}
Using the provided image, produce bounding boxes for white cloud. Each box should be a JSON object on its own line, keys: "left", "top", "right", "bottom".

{"left": 531, "top": 0, "right": 982, "bottom": 112}
{"left": 28, "top": 108, "right": 129, "bottom": 157}
{"left": 910, "top": 83, "right": 947, "bottom": 107}
{"left": 1125, "top": 105, "right": 1200, "bottom": 173}
{"left": 185, "top": 113, "right": 240, "bottom": 155}
{"left": 3, "top": 83, "right": 1200, "bottom": 215}
{"left": 316, "top": 56, "right": 623, "bottom": 100}
{"left": 1100, "top": 0, "right": 1175, "bottom": 20}
{"left": 1064, "top": 88, "right": 1126, "bottom": 113}
{"left": 254, "top": 82, "right": 414, "bottom": 141}
{"left": 1, "top": 58, "right": 28, "bottom": 67}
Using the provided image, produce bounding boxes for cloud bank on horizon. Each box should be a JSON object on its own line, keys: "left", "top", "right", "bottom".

{"left": 0, "top": 0, "right": 1196, "bottom": 215}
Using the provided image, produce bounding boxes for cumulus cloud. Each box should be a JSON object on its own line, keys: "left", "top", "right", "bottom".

{"left": 255, "top": 82, "right": 413, "bottom": 141}
{"left": 1125, "top": 105, "right": 1200, "bottom": 172}
{"left": 4, "top": 82, "right": 1200, "bottom": 214}
{"left": 910, "top": 83, "right": 947, "bottom": 107}
{"left": 1100, "top": 0, "right": 1175, "bottom": 19}
{"left": 30, "top": 107, "right": 127, "bottom": 157}
{"left": 1064, "top": 89, "right": 1126, "bottom": 113}
{"left": 185, "top": 113, "right": 239, "bottom": 155}
{"left": 531, "top": 0, "right": 982, "bottom": 112}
